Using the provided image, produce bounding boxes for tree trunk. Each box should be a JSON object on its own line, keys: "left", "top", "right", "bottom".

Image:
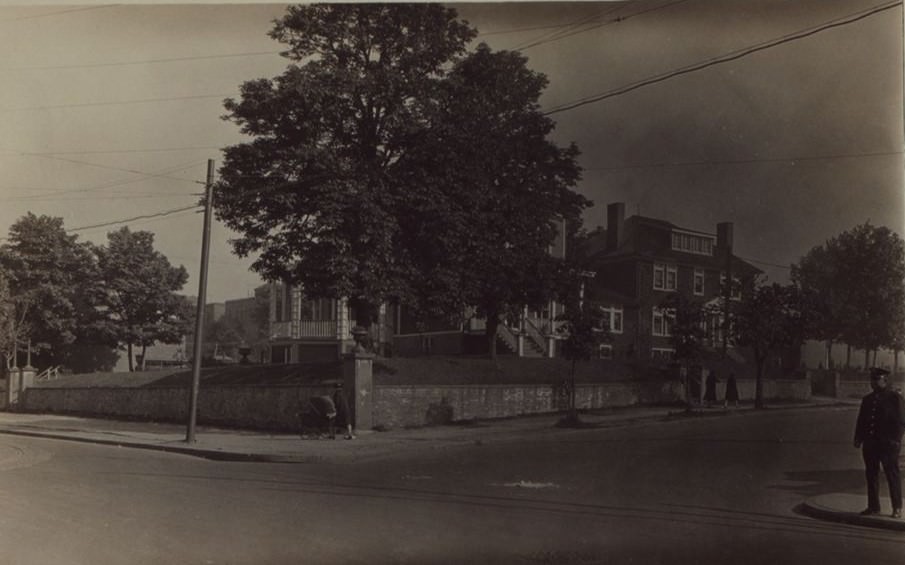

{"left": 127, "top": 343, "right": 134, "bottom": 372}
{"left": 486, "top": 315, "right": 499, "bottom": 360}
{"left": 846, "top": 345, "right": 851, "bottom": 369}
{"left": 864, "top": 349, "right": 870, "bottom": 369}
{"left": 894, "top": 349, "right": 899, "bottom": 378}
{"left": 754, "top": 352, "right": 765, "bottom": 409}
{"left": 570, "top": 358, "right": 577, "bottom": 418}
{"left": 140, "top": 344, "right": 148, "bottom": 371}
{"left": 825, "top": 340, "right": 833, "bottom": 369}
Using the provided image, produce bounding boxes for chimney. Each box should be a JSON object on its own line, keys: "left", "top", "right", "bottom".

{"left": 606, "top": 202, "right": 625, "bottom": 251}
{"left": 717, "top": 222, "right": 734, "bottom": 258}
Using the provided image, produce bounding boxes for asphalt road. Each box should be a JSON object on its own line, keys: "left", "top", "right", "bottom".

{"left": 0, "top": 406, "right": 901, "bottom": 565}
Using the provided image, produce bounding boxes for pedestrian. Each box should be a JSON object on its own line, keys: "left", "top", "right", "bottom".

{"left": 332, "top": 382, "right": 355, "bottom": 440}
{"left": 704, "top": 369, "right": 718, "bottom": 407}
{"left": 725, "top": 372, "right": 739, "bottom": 408}
{"left": 308, "top": 394, "right": 337, "bottom": 439}
{"left": 853, "top": 367, "right": 903, "bottom": 518}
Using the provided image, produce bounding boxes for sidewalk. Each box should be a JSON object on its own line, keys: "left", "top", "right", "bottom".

{"left": 0, "top": 399, "right": 896, "bottom": 530}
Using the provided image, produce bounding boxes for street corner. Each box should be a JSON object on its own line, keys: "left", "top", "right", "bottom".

{"left": 798, "top": 493, "right": 905, "bottom": 532}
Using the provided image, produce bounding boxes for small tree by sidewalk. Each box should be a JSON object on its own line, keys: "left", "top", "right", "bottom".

{"left": 556, "top": 299, "right": 608, "bottom": 426}
{"left": 662, "top": 293, "right": 707, "bottom": 412}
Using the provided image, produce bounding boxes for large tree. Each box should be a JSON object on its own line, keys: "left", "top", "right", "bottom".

{"left": 0, "top": 213, "right": 96, "bottom": 367}
{"left": 400, "top": 44, "right": 588, "bottom": 356}
{"left": 91, "top": 227, "right": 191, "bottom": 371}
{"left": 214, "top": 4, "right": 477, "bottom": 331}
{"left": 215, "top": 6, "right": 587, "bottom": 356}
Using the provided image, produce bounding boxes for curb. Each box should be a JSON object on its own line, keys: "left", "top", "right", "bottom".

{"left": 0, "top": 428, "right": 323, "bottom": 464}
{"left": 797, "top": 500, "right": 905, "bottom": 532}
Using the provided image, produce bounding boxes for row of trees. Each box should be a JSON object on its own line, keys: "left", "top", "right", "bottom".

{"left": 213, "top": 4, "right": 589, "bottom": 357}
{"left": 0, "top": 214, "right": 192, "bottom": 373}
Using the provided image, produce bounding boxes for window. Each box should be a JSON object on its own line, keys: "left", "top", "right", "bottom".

{"left": 720, "top": 274, "right": 743, "bottom": 300}
{"left": 597, "top": 344, "right": 614, "bottom": 359}
{"left": 300, "top": 298, "right": 334, "bottom": 321}
{"left": 671, "top": 231, "right": 715, "bottom": 256}
{"left": 693, "top": 269, "right": 705, "bottom": 295}
{"left": 598, "top": 306, "right": 624, "bottom": 334}
{"left": 653, "top": 263, "right": 677, "bottom": 291}
{"left": 652, "top": 308, "right": 675, "bottom": 336}
{"left": 651, "top": 348, "right": 675, "bottom": 361}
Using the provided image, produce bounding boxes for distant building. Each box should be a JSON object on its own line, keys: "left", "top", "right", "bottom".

{"left": 584, "top": 202, "right": 761, "bottom": 364}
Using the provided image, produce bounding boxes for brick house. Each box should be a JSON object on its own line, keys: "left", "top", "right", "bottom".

{"left": 585, "top": 202, "right": 762, "bottom": 364}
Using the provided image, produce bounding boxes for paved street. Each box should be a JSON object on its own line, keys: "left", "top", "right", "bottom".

{"left": 0, "top": 405, "right": 901, "bottom": 564}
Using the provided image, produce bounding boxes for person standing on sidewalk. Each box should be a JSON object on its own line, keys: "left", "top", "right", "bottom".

{"left": 332, "top": 382, "right": 355, "bottom": 440}
{"left": 853, "top": 367, "right": 904, "bottom": 518}
{"left": 703, "top": 369, "right": 718, "bottom": 407}
{"left": 724, "top": 372, "right": 739, "bottom": 408}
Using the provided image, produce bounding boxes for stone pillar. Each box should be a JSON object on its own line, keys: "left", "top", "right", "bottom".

{"left": 7, "top": 367, "right": 19, "bottom": 407}
{"left": 343, "top": 350, "right": 374, "bottom": 432}
{"left": 17, "top": 366, "right": 35, "bottom": 408}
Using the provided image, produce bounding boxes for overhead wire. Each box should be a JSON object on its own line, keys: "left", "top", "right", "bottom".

{"left": 583, "top": 150, "right": 904, "bottom": 172}
{"left": 515, "top": 0, "right": 690, "bottom": 51}
{"left": 543, "top": 0, "right": 901, "bottom": 116}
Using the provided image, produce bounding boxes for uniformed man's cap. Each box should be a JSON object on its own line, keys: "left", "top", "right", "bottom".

{"left": 869, "top": 367, "right": 890, "bottom": 378}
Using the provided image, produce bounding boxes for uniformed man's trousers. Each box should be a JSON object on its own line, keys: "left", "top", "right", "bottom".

{"left": 862, "top": 439, "right": 902, "bottom": 511}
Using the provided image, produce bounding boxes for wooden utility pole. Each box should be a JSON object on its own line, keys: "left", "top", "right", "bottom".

{"left": 186, "top": 159, "right": 215, "bottom": 443}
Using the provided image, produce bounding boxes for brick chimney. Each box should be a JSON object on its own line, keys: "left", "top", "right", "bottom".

{"left": 716, "top": 222, "right": 734, "bottom": 258}
{"left": 606, "top": 202, "right": 625, "bottom": 252}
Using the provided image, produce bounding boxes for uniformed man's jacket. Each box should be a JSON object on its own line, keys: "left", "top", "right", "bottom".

{"left": 855, "top": 389, "right": 905, "bottom": 444}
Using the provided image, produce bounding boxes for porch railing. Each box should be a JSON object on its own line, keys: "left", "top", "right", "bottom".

{"left": 270, "top": 320, "right": 338, "bottom": 339}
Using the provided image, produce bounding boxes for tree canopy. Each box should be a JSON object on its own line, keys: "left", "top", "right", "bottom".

{"left": 91, "top": 227, "right": 191, "bottom": 371}
{"left": 215, "top": 5, "right": 588, "bottom": 348}
{"left": 731, "top": 279, "right": 804, "bottom": 408}
{"left": 792, "top": 223, "right": 905, "bottom": 367}
{"left": 0, "top": 213, "right": 96, "bottom": 366}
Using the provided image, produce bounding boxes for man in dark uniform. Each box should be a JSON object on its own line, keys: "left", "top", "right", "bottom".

{"left": 853, "top": 367, "right": 904, "bottom": 518}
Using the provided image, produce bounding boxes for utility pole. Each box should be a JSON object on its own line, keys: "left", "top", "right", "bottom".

{"left": 186, "top": 159, "right": 215, "bottom": 443}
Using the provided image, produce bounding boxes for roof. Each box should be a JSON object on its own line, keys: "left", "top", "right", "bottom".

{"left": 588, "top": 214, "right": 762, "bottom": 275}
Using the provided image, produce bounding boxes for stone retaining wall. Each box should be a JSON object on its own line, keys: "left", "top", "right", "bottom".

{"left": 22, "top": 376, "right": 811, "bottom": 431}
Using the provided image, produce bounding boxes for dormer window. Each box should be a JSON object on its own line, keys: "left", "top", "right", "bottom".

{"left": 671, "top": 231, "right": 715, "bottom": 256}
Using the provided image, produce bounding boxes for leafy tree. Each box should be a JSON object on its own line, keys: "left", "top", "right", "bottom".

{"left": 556, "top": 279, "right": 608, "bottom": 424}
{"left": 793, "top": 223, "right": 905, "bottom": 369}
{"left": 91, "top": 228, "right": 191, "bottom": 371}
{"left": 214, "top": 4, "right": 477, "bottom": 333}
{"left": 791, "top": 244, "right": 843, "bottom": 368}
{"left": 661, "top": 293, "right": 708, "bottom": 409}
{"left": 215, "top": 6, "right": 587, "bottom": 358}
{"left": 731, "top": 280, "right": 804, "bottom": 408}
{"left": 400, "top": 44, "right": 588, "bottom": 356}
{"left": 0, "top": 214, "right": 96, "bottom": 368}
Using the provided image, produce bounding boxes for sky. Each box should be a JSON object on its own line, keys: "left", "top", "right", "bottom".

{"left": 0, "top": 0, "right": 901, "bottom": 303}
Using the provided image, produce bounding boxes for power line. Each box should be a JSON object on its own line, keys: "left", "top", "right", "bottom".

{"left": 3, "top": 51, "right": 281, "bottom": 72}
{"left": 515, "top": 0, "right": 690, "bottom": 52}
{"left": 544, "top": 1, "right": 901, "bottom": 116}
{"left": 0, "top": 204, "right": 203, "bottom": 243}
{"left": 22, "top": 146, "right": 222, "bottom": 156}
{"left": 1, "top": 93, "right": 232, "bottom": 112}
{"left": 0, "top": 149, "right": 208, "bottom": 186}
{"left": 584, "top": 150, "right": 904, "bottom": 172}
{"left": 65, "top": 205, "right": 203, "bottom": 234}
{"left": 740, "top": 256, "right": 792, "bottom": 270}
{"left": 0, "top": 5, "right": 118, "bottom": 23}
{"left": 509, "top": 3, "right": 627, "bottom": 51}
